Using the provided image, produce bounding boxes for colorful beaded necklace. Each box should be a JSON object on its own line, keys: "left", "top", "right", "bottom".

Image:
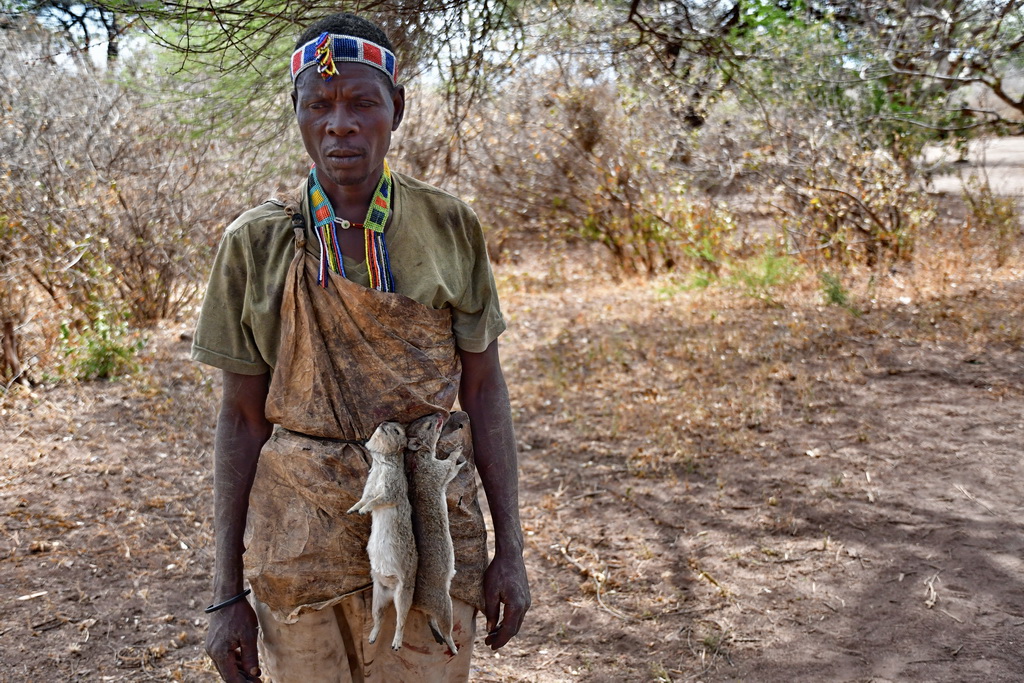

{"left": 308, "top": 161, "right": 396, "bottom": 292}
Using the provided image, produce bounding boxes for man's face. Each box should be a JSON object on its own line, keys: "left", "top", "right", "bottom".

{"left": 293, "top": 63, "right": 405, "bottom": 197}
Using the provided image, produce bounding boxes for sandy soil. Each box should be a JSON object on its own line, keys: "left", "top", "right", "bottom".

{"left": 2, "top": 164, "right": 1024, "bottom": 681}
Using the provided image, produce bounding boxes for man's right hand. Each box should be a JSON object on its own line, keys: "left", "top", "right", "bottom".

{"left": 206, "top": 600, "right": 262, "bottom": 682}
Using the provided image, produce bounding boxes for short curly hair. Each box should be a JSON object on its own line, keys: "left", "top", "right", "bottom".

{"left": 295, "top": 13, "right": 394, "bottom": 53}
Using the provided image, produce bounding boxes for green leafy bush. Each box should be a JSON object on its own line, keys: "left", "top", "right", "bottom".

{"left": 730, "top": 253, "right": 801, "bottom": 306}
{"left": 819, "top": 271, "right": 849, "bottom": 307}
{"left": 59, "top": 313, "right": 146, "bottom": 381}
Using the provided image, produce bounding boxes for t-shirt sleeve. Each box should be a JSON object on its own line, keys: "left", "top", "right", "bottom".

{"left": 450, "top": 209, "right": 506, "bottom": 353}
{"left": 190, "top": 223, "right": 270, "bottom": 375}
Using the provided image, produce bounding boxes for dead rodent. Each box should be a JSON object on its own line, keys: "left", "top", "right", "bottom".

{"left": 437, "top": 410, "right": 470, "bottom": 461}
{"left": 347, "top": 421, "right": 416, "bottom": 650}
{"left": 406, "top": 412, "right": 466, "bottom": 655}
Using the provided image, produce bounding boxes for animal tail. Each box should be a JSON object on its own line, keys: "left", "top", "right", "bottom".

{"left": 427, "top": 619, "right": 444, "bottom": 644}
{"left": 428, "top": 617, "right": 459, "bottom": 655}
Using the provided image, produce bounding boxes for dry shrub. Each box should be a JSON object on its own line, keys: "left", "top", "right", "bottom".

{"left": 961, "top": 172, "right": 1021, "bottom": 267}
{"left": 0, "top": 22, "right": 275, "bottom": 384}
{"left": 577, "top": 173, "right": 740, "bottom": 276}
{"left": 444, "top": 62, "right": 739, "bottom": 274}
{"left": 435, "top": 57, "right": 940, "bottom": 278}
{"left": 773, "top": 145, "right": 936, "bottom": 266}
{"left": 687, "top": 97, "right": 939, "bottom": 270}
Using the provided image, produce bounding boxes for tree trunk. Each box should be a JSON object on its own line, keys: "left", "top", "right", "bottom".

{"left": 1, "top": 319, "right": 24, "bottom": 386}
{"left": 105, "top": 12, "right": 119, "bottom": 62}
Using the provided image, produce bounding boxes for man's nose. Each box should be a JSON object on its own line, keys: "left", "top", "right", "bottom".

{"left": 326, "top": 105, "right": 357, "bottom": 135}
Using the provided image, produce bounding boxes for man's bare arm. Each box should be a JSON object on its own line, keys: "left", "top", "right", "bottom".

{"left": 458, "top": 340, "right": 531, "bottom": 649}
{"left": 206, "top": 371, "right": 272, "bottom": 682}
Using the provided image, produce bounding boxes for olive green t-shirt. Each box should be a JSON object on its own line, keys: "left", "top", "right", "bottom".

{"left": 190, "top": 172, "right": 506, "bottom": 375}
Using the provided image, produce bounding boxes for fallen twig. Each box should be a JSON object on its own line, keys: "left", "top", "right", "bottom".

{"left": 551, "top": 539, "right": 693, "bottom": 622}
{"left": 16, "top": 590, "right": 47, "bottom": 601}
{"left": 535, "top": 646, "right": 571, "bottom": 669}
{"left": 31, "top": 616, "right": 67, "bottom": 632}
{"left": 594, "top": 575, "right": 639, "bottom": 622}
{"left": 559, "top": 489, "right": 606, "bottom": 508}
{"left": 554, "top": 539, "right": 603, "bottom": 582}
{"left": 924, "top": 572, "right": 940, "bottom": 608}
{"left": 681, "top": 621, "right": 732, "bottom": 681}
{"left": 954, "top": 484, "right": 1001, "bottom": 518}
{"left": 692, "top": 565, "right": 729, "bottom": 597}
{"left": 939, "top": 609, "right": 963, "bottom": 623}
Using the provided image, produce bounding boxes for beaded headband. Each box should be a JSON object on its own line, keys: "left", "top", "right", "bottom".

{"left": 291, "top": 33, "right": 397, "bottom": 85}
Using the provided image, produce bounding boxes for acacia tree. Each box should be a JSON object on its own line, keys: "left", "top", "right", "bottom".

{"left": 1, "top": 0, "right": 125, "bottom": 60}
{"left": 65, "top": 0, "right": 526, "bottom": 153}
{"left": 820, "top": 0, "right": 1024, "bottom": 129}
{"left": 618, "top": 0, "right": 1023, "bottom": 142}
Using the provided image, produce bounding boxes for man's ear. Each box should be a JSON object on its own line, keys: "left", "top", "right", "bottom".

{"left": 291, "top": 89, "right": 298, "bottom": 112}
{"left": 391, "top": 84, "right": 406, "bottom": 131}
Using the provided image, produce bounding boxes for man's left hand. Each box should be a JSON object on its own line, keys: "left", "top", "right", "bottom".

{"left": 482, "top": 549, "right": 531, "bottom": 649}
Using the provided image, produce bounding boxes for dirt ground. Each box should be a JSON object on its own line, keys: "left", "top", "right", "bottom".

{"left": 3, "top": 173, "right": 1024, "bottom": 681}
{"left": 496, "top": 274, "right": 1024, "bottom": 682}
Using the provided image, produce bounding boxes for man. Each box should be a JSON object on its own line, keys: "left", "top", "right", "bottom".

{"left": 191, "top": 13, "right": 530, "bottom": 682}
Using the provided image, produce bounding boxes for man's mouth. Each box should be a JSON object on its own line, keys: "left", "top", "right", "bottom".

{"left": 326, "top": 149, "right": 363, "bottom": 161}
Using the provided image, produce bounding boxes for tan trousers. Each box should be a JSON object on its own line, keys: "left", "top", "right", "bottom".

{"left": 253, "top": 590, "right": 476, "bottom": 683}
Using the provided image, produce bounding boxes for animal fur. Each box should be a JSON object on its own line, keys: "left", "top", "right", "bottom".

{"left": 406, "top": 412, "right": 465, "bottom": 655}
{"left": 437, "top": 410, "right": 469, "bottom": 461}
{"left": 347, "top": 421, "right": 416, "bottom": 650}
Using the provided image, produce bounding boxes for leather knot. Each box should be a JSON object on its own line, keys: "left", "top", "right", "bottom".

{"left": 284, "top": 204, "right": 306, "bottom": 250}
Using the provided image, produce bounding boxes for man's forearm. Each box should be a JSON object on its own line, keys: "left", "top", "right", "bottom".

{"left": 464, "top": 396, "right": 523, "bottom": 552}
{"left": 458, "top": 344, "right": 524, "bottom": 555}
{"left": 211, "top": 372, "right": 273, "bottom": 600}
{"left": 458, "top": 341, "right": 530, "bottom": 648}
